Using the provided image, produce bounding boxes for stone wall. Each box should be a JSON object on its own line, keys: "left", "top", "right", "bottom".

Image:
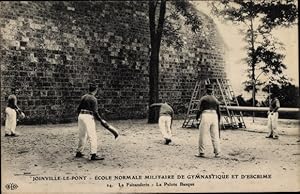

{"left": 0, "top": 1, "right": 226, "bottom": 124}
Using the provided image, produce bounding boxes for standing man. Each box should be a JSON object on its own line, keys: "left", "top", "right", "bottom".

{"left": 150, "top": 102, "right": 174, "bottom": 145}
{"left": 76, "top": 83, "right": 119, "bottom": 161}
{"left": 5, "top": 92, "right": 25, "bottom": 137}
{"left": 266, "top": 95, "right": 280, "bottom": 139}
{"left": 195, "top": 84, "right": 221, "bottom": 158}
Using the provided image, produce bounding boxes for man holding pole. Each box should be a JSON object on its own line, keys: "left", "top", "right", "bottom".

{"left": 195, "top": 84, "right": 221, "bottom": 158}
{"left": 75, "top": 83, "right": 119, "bottom": 160}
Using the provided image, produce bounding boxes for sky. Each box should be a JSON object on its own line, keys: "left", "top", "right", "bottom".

{"left": 194, "top": 1, "right": 299, "bottom": 100}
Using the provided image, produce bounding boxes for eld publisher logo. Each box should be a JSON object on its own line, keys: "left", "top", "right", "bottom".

{"left": 5, "top": 183, "right": 18, "bottom": 190}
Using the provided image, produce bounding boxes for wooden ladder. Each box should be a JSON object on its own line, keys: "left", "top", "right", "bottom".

{"left": 182, "top": 78, "right": 246, "bottom": 129}
{"left": 216, "top": 78, "right": 246, "bottom": 129}
{"left": 182, "top": 79, "right": 210, "bottom": 128}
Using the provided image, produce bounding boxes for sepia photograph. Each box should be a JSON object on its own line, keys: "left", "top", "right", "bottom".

{"left": 1, "top": 0, "right": 299, "bottom": 193}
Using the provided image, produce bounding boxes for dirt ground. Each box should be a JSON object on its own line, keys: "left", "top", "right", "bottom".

{"left": 1, "top": 117, "right": 300, "bottom": 193}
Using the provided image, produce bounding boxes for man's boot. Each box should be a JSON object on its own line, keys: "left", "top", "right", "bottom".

{"left": 91, "top": 154, "right": 104, "bottom": 160}
{"left": 164, "top": 138, "right": 171, "bottom": 145}
{"left": 75, "top": 152, "right": 84, "bottom": 158}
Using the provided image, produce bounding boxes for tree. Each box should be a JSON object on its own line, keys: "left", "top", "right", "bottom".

{"left": 148, "top": 0, "right": 202, "bottom": 123}
{"left": 209, "top": 0, "right": 298, "bottom": 113}
{"left": 262, "top": 81, "right": 300, "bottom": 107}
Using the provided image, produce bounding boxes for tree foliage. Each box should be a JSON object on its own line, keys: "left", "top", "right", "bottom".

{"left": 209, "top": 0, "right": 298, "bottom": 103}
{"left": 262, "top": 81, "right": 300, "bottom": 107}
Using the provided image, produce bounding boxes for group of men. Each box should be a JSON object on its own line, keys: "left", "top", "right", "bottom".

{"left": 75, "top": 83, "right": 281, "bottom": 161}
{"left": 151, "top": 84, "right": 221, "bottom": 158}
{"left": 143, "top": 84, "right": 281, "bottom": 159}
{"left": 4, "top": 82, "right": 280, "bottom": 161}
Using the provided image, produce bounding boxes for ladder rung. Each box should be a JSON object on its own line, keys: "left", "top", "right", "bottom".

{"left": 186, "top": 114, "right": 196, "bottom": 118}
{"left": 183, "top": 78, "right": 245, "bottom": 129}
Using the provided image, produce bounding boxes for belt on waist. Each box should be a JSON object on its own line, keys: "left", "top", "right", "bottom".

{"left": 80, "top": 110, "right": 94, "bottom": 115}
{"left": 160, "top": 113, "right": 171, "bottom": 116}
{"left": 202, "top": 110, "right": 216, "bottom": 113}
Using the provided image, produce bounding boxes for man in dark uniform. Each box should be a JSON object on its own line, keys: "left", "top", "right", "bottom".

{"left": 76, "top": 84, "right": 118, "bottom": 160}
{"left": 266, "top": 95, "right": 280, "bottom": 139}
{"left": 195, "top": 84, "right": 221, "bottom": 158}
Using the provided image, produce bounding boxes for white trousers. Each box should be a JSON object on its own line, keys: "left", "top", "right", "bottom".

{"left": 267, "top": 112, "right": 279, "bottom": 137}
{"left": 77, "top": 114, "right": 97, "bottom": 154}
{"left": 198, "top": 112, "right": 220, "bottom": 154}
{"left": 159, "top": 115, "right": 172, "bottom": 139}
{"left": 5, "top": 107, "right": 17, "bottom": 135}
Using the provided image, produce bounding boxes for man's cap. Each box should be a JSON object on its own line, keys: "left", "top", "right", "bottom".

{"left": 206, "top": 84, "right": 213, "bottom": 91}
{"left": 8, "top": 94, "right": 17, "bottom": 100}
{"left": 89, "top": 83, "right": 98, "bottom": 92}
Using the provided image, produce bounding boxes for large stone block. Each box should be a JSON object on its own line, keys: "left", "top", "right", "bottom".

{"left": 0, "top": 1, "right": 226, "bottom": 124}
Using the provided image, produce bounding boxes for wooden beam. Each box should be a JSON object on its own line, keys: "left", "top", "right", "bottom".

{"left": 222, "top": 106, "right": 300, "bottom": 113}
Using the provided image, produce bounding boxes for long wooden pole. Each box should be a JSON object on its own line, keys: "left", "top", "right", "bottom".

{"left": 223, "top": 106, "right": 300, "bottom": 113}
